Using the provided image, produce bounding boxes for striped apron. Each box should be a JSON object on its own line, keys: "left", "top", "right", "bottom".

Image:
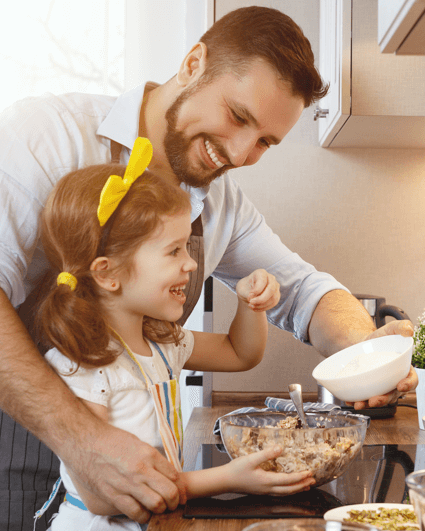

{"left": 119, "top": 337, "right": 184, "bottom": 471}
{"left": 2, "top": 138, "right": 204, "bottom": 530}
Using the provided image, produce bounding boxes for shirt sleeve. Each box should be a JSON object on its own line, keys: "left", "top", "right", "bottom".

{"left": 0, "top": 96, "right": 76, "bottom": 307}
{"left": 207, "top": 176, "right": 350, "bottom": 344}
{"left": 0, "top": 92, "right": 113, "bottom": 307}
{"left": 172, "top": 329, "right": 195, "bottom": 379}
{"left": 0, "top": 173, "right": 40, "bottom": 306}
{"left": 45, "top": 348, "right": 112, "bottom": 406}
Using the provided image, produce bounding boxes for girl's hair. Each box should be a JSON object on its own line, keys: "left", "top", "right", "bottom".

{"left": 37, "top": 163, "right": 191, "bottom": 368}
{"left": 199, "top": 6, "right": 328, "bottom": 108}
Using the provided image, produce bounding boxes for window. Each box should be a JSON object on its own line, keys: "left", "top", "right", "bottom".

{"left": 1, "top": 0, "right": 125, "bottom": 112}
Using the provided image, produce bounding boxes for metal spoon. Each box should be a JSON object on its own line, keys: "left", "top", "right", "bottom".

{"left": 288, "top": 383, "right": 309, "bottom": 428}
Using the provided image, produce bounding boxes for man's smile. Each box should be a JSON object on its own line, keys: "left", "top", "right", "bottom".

{"left": 204, "top": 139, "right": 225, "bottom": 168}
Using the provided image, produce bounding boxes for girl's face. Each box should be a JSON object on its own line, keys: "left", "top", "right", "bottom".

{"left": 116, "top": 211, "right": 197, "bottom": 323}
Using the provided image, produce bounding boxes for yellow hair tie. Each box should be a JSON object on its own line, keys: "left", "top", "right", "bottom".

{"left": 57, "top": 272, "right": 78, "bottom": 291}
{"left": 97, "top": 137, "right": 153, "bottom": 227}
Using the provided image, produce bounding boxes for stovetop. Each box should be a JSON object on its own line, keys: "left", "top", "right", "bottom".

{"left": 184, "top": 444, "right": 425, "bottom": 519}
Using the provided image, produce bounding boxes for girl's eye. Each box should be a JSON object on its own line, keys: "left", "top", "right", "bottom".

{"left": 171, "top": 247, "right": 180, "bottom": 256}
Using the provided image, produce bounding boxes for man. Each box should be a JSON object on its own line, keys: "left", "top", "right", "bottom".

{"left": 0, "top": 6, "right": 416, "bottom": 529}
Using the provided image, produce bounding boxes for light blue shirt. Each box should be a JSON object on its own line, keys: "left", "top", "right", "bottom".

{"left": 0, "top": 82, "right": 349, "bottom": 342}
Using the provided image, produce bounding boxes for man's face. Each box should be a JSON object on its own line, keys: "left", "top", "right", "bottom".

{"left": 164, "top": 59, "right": 304, "bottom": 188}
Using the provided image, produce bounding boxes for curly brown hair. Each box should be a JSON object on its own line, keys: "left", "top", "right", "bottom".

{"left": 37, "top": 163, "right": 191, "bottom": 369}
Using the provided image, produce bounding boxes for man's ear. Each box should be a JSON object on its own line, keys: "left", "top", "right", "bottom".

{"left": 176, "top": 42, "right": 208, "bottom": 87}
{"left": 90, "top": 257, "right": 120, "bottom": 292}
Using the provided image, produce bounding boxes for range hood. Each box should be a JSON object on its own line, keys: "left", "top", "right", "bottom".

{"left": 378, "top": 0, "right": 425, "bottom": 55}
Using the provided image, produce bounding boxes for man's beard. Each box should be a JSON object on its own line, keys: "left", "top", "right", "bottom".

{"left": 164, "top": 85, "right": 228, "bottom": 188}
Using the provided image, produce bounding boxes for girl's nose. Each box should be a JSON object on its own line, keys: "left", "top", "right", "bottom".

{"left": 183, "top": 252, "right": 197, "bottom": 272}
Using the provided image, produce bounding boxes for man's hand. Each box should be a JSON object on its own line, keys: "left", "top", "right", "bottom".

{"left": 364, "top": 319, "right": 414, "bottom": 341}
{"left": 347, "top": 319, "right": 417, "bottom": 410}
{"left": 63, "top": 420, "right": 187, "bottom": 523}
{"left": 236, "top": 269, "right": 280, "bottom": 312}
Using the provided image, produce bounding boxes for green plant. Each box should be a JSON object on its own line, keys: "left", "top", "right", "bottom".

{"left": 412, "top": 311, "right": 425, "bottom": 369}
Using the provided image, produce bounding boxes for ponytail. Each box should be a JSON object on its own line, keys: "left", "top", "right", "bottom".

{"left": 37, "top": 272, "right": 119, "bottom": 369}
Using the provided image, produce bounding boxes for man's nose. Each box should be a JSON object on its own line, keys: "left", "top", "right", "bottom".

{"left": 227, "top": 133, "right": 262, "bottom": 167}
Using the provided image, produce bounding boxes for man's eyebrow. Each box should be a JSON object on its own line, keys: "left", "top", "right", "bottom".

{"left": 230, "top": 101, "right": 280, "bottom": 145}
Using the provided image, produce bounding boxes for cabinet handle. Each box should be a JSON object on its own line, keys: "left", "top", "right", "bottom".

{"left": 313, "top": 107, "right": 329, "bottom": 121}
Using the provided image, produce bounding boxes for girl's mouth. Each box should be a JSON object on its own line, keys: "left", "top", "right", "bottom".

{"left": 170, "top": 284, "right": 187, "bottom": 304}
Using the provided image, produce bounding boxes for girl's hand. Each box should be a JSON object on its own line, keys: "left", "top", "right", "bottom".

{"left": 225, "top": 445, "right": 316, "bottom": 496}
{"left": 236, "top": 269, "right": 280, "bottom": 312}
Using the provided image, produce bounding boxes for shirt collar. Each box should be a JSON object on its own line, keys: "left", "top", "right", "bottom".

{"left": 181, "top": 184, "right": 210, "bottom": 222}
{"left": 96, "top": 81, "right": 158, "bottom": 149}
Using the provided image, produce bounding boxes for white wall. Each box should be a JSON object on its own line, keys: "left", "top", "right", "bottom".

{"left": 124, "top": 0, "right": 208, "bottom": 89}
{"left": 212, "top": 0, "right": 425, "bottom": 394}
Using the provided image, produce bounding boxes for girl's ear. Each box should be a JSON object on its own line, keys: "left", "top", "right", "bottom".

{"left": 90, "top": 257, "right": 120, "bottom": 292}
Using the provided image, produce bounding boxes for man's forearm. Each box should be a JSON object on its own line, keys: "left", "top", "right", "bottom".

{"left": 307, "top": 289, "right": 376, "bottom": 357}
{"left": 0, "top": 288, "right": 96, "bottom": 454}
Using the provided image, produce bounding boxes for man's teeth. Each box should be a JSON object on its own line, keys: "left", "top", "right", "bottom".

{"left": 205, "top": 140, "right": 224, "bottom": 169}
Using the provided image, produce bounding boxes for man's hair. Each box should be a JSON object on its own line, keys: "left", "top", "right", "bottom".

{"left": 37, "top": 164, "right": 191, "bottom": 369}
{"left": 199, "top": 6, "right": 328, "bottom": 107}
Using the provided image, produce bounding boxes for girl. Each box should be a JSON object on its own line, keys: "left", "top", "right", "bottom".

{"left": 35, "top": 138, "right": 315, "bottom": 530}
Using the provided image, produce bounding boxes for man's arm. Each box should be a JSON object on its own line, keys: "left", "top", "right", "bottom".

{"left": 308, "top": 289, "right": 416, "bottom": 408}
{"left": 0, "top": 288, "right": 186, "bottom": 523}
{"left": 308, "top": 289, "right": 377, "bottom": 354}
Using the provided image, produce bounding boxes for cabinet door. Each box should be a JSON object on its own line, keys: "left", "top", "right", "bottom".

{"left": 317, "top": 0, "right": 351, "bottom": 147}
{"left": 378, "top": 0, "right": 425, "bottom": 54}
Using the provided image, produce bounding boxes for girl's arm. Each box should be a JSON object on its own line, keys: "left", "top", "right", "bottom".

{"left": 184, "top": 269, "right": 280, "bottom": 372}
{"left": 181, "top": 445, "right": 315, "bottom": 499}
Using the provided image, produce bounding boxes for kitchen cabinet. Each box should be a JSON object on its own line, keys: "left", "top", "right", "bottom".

{"left": 318, "top": 0, "right": 425, "bottom": 147}
{"left": 378, "top": 0, "right": 425, "bottom": 55}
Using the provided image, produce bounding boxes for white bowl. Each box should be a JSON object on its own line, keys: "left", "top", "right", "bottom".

{"left": 312, "top": 335, "right": 413, "bottom": 403}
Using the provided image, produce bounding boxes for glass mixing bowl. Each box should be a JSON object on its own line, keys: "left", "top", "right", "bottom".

{"left": 220, "top": 411, "right": 368, "bottom": 488}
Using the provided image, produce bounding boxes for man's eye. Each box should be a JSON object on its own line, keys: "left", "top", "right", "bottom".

{"left": 259, "top": 138, "right": 271, "bottom": 148}
{"left": 232, "top": 111, "right": 246, "bottom": 125}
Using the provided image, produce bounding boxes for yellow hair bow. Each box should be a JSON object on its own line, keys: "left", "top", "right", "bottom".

{"left": 97, "top": 137, "right": 153, "bottom": 226}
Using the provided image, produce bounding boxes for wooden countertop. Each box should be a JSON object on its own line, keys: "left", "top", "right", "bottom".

{"left": 148, "top": 397, "right": 425, "bottom": 530}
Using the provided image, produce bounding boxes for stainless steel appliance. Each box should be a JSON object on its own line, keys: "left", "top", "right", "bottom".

{"left": 354, "top": 294, "right": 410, "bottom": 329}
{"left": 317, "top": 294, "right": 410, "bottom": 417}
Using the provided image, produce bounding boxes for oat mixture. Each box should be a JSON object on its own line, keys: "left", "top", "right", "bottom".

{"left": 225, "top": 414, "right": 362, "bottom": 484}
